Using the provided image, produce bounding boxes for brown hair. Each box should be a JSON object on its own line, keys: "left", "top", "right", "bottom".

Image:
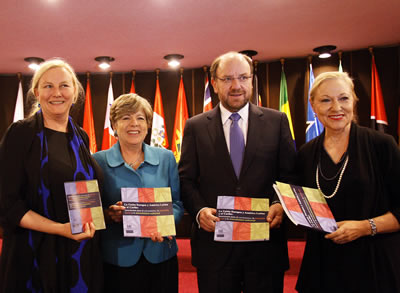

{"left": 110, "top": 93, "right": 153, "bottom": 130}
{"left": 210, "top": 51, "right": 253, "bottom": 80}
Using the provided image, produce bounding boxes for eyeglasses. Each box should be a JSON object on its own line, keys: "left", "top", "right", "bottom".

{"left": 215, "top": 75, "right": 253, "bottom": 84}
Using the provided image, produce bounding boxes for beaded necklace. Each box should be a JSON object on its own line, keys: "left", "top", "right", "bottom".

{"left": 316, "top": 153, "right": 349, "bottom": 199}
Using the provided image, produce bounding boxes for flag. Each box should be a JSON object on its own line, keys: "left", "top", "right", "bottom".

{"left": 130, "top": 75, "right": 135, "bottom": 93}
{"left": 101, "top": 76, "right": 117, "bottom": 150}
{"left": 252, "top": 73, "right": 263, "bottom": 107}
{"left": 370, "top": 54, "right": 388, "bottom": 132}
{"left": 171, "top": 76, "right": 189, "bottom": 162}
{"left": 150, "top": 78, "right": 169, "bottom": 148}
{"left": 279, "top": 68, "right": 295, "bottom": 140}
{"left": 203, "top": 76, "right": 212, "bottom": 112}
{"left": 13, "top": 79, "right": 24, "bottom": 122}
{"left": 338, "top": 59, "right": 343, "bottom": 73}
{"left": 83, "top": 77, "right": 97, "bottom": 153}
{"left": 306, "top": 64, "right": 323, "bottom": 142}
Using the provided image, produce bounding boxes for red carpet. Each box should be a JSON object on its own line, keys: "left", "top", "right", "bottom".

{"left": 0, "top": 238, "right": 304, "bottom": 292}
{"left": 177, "top": 238, "right": 305, "bottom": 293}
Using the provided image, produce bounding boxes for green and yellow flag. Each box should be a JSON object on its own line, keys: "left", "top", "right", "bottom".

{"left": 279, "top": 68, "right": 295, "bottom": 140}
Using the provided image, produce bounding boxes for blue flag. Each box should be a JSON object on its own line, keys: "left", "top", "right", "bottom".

{"left": 306, "top": 64, "right": 323, "bottom": 142}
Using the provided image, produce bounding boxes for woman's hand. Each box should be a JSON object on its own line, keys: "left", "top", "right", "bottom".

{"left": 325, "top": 220, "right": 370, "bottom": 244}
{"left": 60, "top": 222, "right": 96, "bottom": 242}
{"left": 106, "top": 201, "right": 125, "bottom": 223}
{"left": 150, "top": 232, "right": 173, "bottom": 243}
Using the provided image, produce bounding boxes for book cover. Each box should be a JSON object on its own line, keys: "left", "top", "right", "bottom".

{"left": 121, "top": 187, "right": 176, "bottom": 238}
{"left": 214, "top": 196, "right": 269, "bottom": 242}
{"left": 273, "top": 181, "right": 337, "bottom": 233}
{"left": 64, "top": 179, "right": 106, "bottom": 234}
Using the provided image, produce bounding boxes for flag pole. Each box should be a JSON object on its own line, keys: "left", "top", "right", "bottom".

{"left": 253, "top": 60, "right": 259, "bottom": 106}
{"left": 266, "top": 63, "right": 270, "bottom": 108}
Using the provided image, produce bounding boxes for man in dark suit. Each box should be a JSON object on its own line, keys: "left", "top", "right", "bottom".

{"left": 178, "top": 51, "right": 296, "bottom": 293}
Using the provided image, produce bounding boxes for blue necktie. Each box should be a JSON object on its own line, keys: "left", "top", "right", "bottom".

{"left": 229, "top": 113, "right": 245, "bottom": 178}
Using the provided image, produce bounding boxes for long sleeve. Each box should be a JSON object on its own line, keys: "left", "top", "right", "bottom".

{"left": 0, "top": 122, "right": 32, "bottom": 230}
{"left": 167, "top": 151, "right": 184, "bottom": 224}
{"left": 178, "top": 118, "right": 208, "bottom": 220}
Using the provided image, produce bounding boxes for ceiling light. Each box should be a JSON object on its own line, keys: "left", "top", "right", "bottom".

{"left": 164, "top": 54, "right": 184, "bottom": 68}
{"left": 95, "top": 56, "right": 115, "bottom": 70}
{"left": 24, "top": 57, "right": 44, "bottom": 71}
{"left": 313, "top": 45, "right": 337, "bottom": 59}
{"left": 239, "top": 50, "right": 258, "bottom": 59}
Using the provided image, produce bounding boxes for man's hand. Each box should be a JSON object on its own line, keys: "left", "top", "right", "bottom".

{"left": 267, "top": 203, "right": 283, "bottom": 228}
{"left": 199, "top": 208, "right": 219, "bottom": 232}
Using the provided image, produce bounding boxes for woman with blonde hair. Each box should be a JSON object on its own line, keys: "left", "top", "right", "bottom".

{"left": 0, "top": 58, "right": 103, "bottom": 292}
{"left": 296, "top": 71, "right": 400, "bottom": 293}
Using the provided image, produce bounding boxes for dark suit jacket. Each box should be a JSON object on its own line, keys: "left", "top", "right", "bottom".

{"left": 179, "top": 103, "right": 296, "bottom": 271}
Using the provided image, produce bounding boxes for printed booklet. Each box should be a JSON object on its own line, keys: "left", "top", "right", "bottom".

{"left": 121, "top": 187, "right": 176, "bottom": 238}
{"left": 273, "top": 181, "right": 337, "bottom": 233}
{"left": 64, "top": 180, "right": 106, "bottom": 234}
{"left": 214, "top": 195, "right": 269, "bottom": 242}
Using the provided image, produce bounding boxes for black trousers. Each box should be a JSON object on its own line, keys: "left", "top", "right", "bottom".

{"left": 103, "top": 254, "right": 178, "bottom": 293}
{"left": 197, "top": 243, "right": 284, "bottom": 293}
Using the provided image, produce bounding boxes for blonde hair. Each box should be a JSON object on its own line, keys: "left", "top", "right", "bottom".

{"left": 110, "top": 93, "right": 153, "bottom": 130}
{"left": 28, "top": 58, "right": 83, "bottom": 115}
{"left": 310, "top": 71, "right": 358, "bottom": 103}
{"left": 310, "top": 71, "right": 359, "bottom": 122}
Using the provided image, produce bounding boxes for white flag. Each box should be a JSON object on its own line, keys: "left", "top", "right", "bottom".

{"left": 13, "top": 81, "right": 24, "bottom": 122}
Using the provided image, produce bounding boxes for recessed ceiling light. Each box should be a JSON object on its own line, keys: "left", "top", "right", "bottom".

{"left": 24, "top": 57, "right": 44, "bottom": 71}
{"left": 313, "top": 45, "right": 337, "bottom": 59}
{"left": 164, "top": 54, "right": 184, "bottom": 68}
{"left": 95, "top": 56, "right": 115, "bottom": 70}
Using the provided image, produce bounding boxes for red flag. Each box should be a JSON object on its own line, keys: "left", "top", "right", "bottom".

{"left": 150, "top": 78, "right": 169, "bottom": 148}
{"left": 171, "top": 75, "right": 189, "bottom": 162}
{"left": 83, "top": 77, "right": 97, "bottom": 153}
{"left": 130, "top": 79, "right": 135, "bottom": 94}
{"left": 370, "top": 54, "right": 388, "bottom": 132}
{"left": 203, "top": 76, "right": 212, "bottom": 112}
{"left": 101, "top": 76, "right": 117, "bottom": 150}
{"left": 130, "top": 71, "right": 136, "bottom": 93}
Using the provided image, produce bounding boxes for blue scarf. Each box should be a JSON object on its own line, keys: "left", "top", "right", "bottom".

{"left": 28, "top": 110, "right": 95, "bottom": 292}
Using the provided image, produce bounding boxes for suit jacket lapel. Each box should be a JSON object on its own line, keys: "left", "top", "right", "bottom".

{"left": 206, "top": 104, "right": 237, "bottom": 179}
{"left": 241, "top": 103, "right": 263, "bottom": 178}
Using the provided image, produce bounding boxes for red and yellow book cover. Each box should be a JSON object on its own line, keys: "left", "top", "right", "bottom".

{"left": 273, "top": 181, "right": 337, "bottom": 233}
{"left": 214, "top": 196, "right": 269, "bottom": 242}
{"left": 64, "top": 180, "right": 105, "bottom": 234}
{"left": 121, "top": 187, "right": 176, "bottom": 237}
